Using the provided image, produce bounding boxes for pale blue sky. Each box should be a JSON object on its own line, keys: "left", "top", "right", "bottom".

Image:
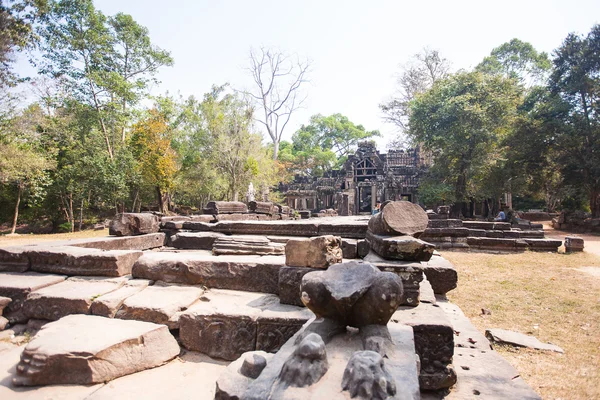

{"left": 16, "top": 0, "right": 600, "bottom": 148}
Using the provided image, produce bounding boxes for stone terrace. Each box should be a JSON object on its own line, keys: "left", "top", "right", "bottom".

{"left": 0, "top": 211, "right": 542, "bottom": 399}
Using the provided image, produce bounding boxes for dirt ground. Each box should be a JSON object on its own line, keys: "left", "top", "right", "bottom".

{"left": 443, "top": 223, "right": 600, "bottom": 400}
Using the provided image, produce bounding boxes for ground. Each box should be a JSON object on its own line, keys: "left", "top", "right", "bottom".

{"left": 443, "top": 225, "right": 600, "bottom": 400}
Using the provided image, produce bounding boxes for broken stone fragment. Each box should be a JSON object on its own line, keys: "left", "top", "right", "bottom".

{"left": 285, "top": 235, "right": 343, "bottom": 269}
{"left": 485, "top": 328, "right": 564, "bottom": 353}
{"left": 215, "top": 351, "right": 273, "bottom": 400}
{"left": 12, "top": 314, "right": 179, "bottom": 386}
{"left": 301, "top": 261, "right": 403, "bottom": 328}
{"left": 0, "top": 296, "right": 11, "bottom": 314}
{"left": 109, "top": 212, "right": 160, "bottom": 236}
{"left": 368, "top": 201, "right": 429, "bottom": 237}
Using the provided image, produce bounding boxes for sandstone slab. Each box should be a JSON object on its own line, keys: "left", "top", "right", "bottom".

{"left": 132, "top": 252, "right": 283, "bottom": 293}
{"left": 485, "top": 328, "right": 564, "bottom": 353}
{"left": 12, "top": 314, "right": 179, "bottom": 386}
{"left": 214, "top": 220, "right": 319, "bottom": 237}
{"left": 116, "top": 282, "right": 203, "bottom": 327}
{"left": 278, "top": 266, "right": 314, "bottom": 307}
{"left": 168, "top": 231, "right": 225, "bottom": 249}
{"left": 565, "top": 235, "right": 584, "bottom": 252}
{"left": 90, "top": 279, "right": 151, "bottom": 318}
{"left": 367, "top": 231, "right": 435, "bottom": 262}
{"left": 179, "top": 289, "right": 312, "bottom": 360}
{"left": 182, "top": 221, "right": 214, "bottom": 231}
{"left": 0, "top": 247, "right": 30, "bottom": 272}
{"left": 109, "top": 213, "right": 160, "bottom": 236}
{"left": 213, "top": 235, "right": 285, "bottom": 256}
{"left": 341, "top": 238, "right": 358, "bottom": 259}
{"left": 204, "top": 201, "right": 248, "bottom": 214}
{"left": 22, "top": 276, "right": 127, "bottom": 320}
{"left": 69, "top": 233, "right": 166, "bottom": 251}
{"left": 27, "top": 246, "right": 143, "bottom": 276}
{"left": 0, "top": 272, "right": 66, "bottom": 323}
{"left": 285, "top": 235, "right": 343, "bottom": 269}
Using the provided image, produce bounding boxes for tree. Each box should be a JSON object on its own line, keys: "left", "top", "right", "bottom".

{"left": 409, "top": 71, "right": 522, "bottom": 216}
{"left": 129, "top": 109, "right": 178, "bottom": 213}
{"left": 245, "top": 47, "right": 310, "bottom": 160}
{"left": 549, "top": 24, "right": 600, "bottom": 216}
{"left": 381, "top": 48, "right": 450, "bottom": 137}
{"left": 476, "top": 38, "right": 551, "bottom": 87}
{"left": 35, "top": 0, "right": 172, "bottom": 159}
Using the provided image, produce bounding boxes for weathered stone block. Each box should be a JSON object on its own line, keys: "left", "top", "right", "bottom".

{"left": 182, "top": 221, "right": 213, "bottom": 231}
{"left": 69, "top": 233, "right": 166, "bottom": 251}
{"left": 116, "top": 282, "right": 203, "bottom": 327}
{"left": 285, "top": 235, "right": 342, "bottom": 269}
{"left": 22, "top": 276, "right": 127, "bottom": 320}
{"left": 565, "top": 236, "right": 584, "bottom": 252}
{"left": 204, "top": 201, "right": 248, "bottom": 214}
{"left": 363, "top": 252, "right": 423, "bottom": 307}
{"left": 168, "top": 231, "right": 225, "bottom": 249}
{"left": 427, "top": 219, "right": 463, "bottom": 229}
{"left": 341, "top": 238, "right": 358, "bottom": 259}
{"left": 12, "top": 314, "right": 179, "bottom": 386}
{"left": 27, "top": 246, "right": 143, "bottom": 277}
{"left": 214, "top": 221, "right": 319, "bottom": 237}
{"left": 90, "top": 279, "right": 151, "bottom": 318}
{"left": 278, "top": 266, "right": 314, "bottom": 306}
{"left": 366, "top": 231, "right": 435, "bottom": 262}
{"left": 317, "top": 221, "right": 368, "bottom": 239}
{"left": 0, "top": 272, "right": 67, "bottom": 322}
{"left": 357, "top": 239, "right": 370, "bottom": 258}
{"left": 179, "top": 290, "right": 311, "bottom": 360}
{"left": 368, "top": 200, "right": 429, "bottom": 237}
{"left": 212, "top": 235, "right": 285, "bottom": 256}
{"left": 132, "top": 252, "right": 282, "bottom": 293}
{"left": 215, "top": 351, "right": 273, "bottom": 400}
{"left": 421, "top": 254, "right": 458, "bottom": 294}
{"left": 109, "top": 213, "right": 160, "bottom": 236}
{"left": 0, "top": 246, "right": 30, "bottom": 272}
{"left": 524, "top": 238, "right": 562, "bottom": 252}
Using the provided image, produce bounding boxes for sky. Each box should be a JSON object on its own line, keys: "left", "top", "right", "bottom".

{"left": 15, "top": 0, "right": 600, "bottom": 149}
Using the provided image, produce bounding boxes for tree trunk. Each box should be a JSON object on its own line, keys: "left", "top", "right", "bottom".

{"left": 10, "top": 182, "right": 23, "bottom": 234}
{"left": 68, "top": 193, "right": 74, "bottom": 233}
{"left": 156, "top": 186, "right": 163, "bottom": 214}
{"left": 79, "top": 198, "right": 84, "bottom": 232}
{"left": 273, "top": 140, "right": 280, "bottom": 160}
{"left": 591, "top": 187, "right": 600, "bottom": 218}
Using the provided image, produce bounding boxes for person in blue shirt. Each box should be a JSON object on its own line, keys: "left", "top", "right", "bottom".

{"left": 495, "top": 210, "right": 506, "bottom": 221}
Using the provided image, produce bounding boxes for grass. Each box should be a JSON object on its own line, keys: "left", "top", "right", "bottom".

{"left": 442, "top": 250, "right": 600, "bottom": 400}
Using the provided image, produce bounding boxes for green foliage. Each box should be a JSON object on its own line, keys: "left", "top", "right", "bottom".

{"left": 409, "top": 71, "right": 522, "bottom": 205}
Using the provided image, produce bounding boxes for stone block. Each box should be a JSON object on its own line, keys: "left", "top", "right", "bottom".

{"left": 204, "top": 201, "right": 248, "bottom": 214}
{"left": 179, "top": 290, "right": 311, "bottom": 361}
{"left": 168, "top": 231, "right": 224, "bottom": 249}
{"left": 116, "top": 282, "right": 203, "bottom": 327}
{"left": 392, "top": 301, "right": 456, "bottom": 390}
{"left": 0, "top": 246, "right": 30, "bottom": 272}
{"left": 278, "top": 266, "right": 314, "bottom": 307}
{"left": 285, "top": 235, "right": 343, "bottom": 269}
{"left": 421, "top": 254, "right": 458, "bottom": 294}
{"left": 317, "top": 221, "right": 368, "bottom": 239}
{"left": 366, "top": 232, "right": 435, "bottom": 262}
{"left": 565, "top": 236, "right": 584, "bottom": 252}
{"left": 12, "top": 314, "right": 179, "bottom": 386}
{"left": 524, "top": 238, "right": 562, "bottom": 252}
{"left": 213, "top": 221, "right": 319, "bottom": 237}
{"left": 132, "top": 252, "right": 282, "bottom": 294}
{"left": 357, "top": 239, "right": 370, "bottom": 258}
{"left": 212, "top": 235, "right": 285, "bottom": 256}
{"left": 22, "top": 276, "right": 128, "bottom": 320}
{"left": 248, "top": 201, "right": 276, "bottom": 215}
{"left": 90, "top": 279, "right": 151, "bottom": 318}
{"left": 341, "top": 238, "right": 358, "bottom": 259}
{"left": 368, "top": 200, "right": 429, "bottom": 236}
{"left": 0, "top": 296, "right": 10, "bottom": 314}
{"left": 215, "top": 351, "right": 273, "bottom": 400}
{"left": 27, "top": 246, "right": 143, "bottom": 276}
{"left": 354, "top": 252, "right": 424, "bottom": 307}
{"left": 109, "top": 213, "right": 160, "bottom": 236}
{"left": 427, "top": 219, "right": 463, "bottom": 229}
{"left": 69, "top": 233, "right": 166, "bottom": 251}
{"left": 421, "top": 227, "right": 470, "bottom": 237}
{"left": 182, "top": 221, "right": 214, "bottom": 231}
{"left": 0, "top": 272, "right": 67, "bottom": 322}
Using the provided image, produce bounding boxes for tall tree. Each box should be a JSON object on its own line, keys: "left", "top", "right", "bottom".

{"left": 381, "top": 48, "right": 450, "bottom": 141}
{"left": 245, "top": 47, "right": 310, "bottom": 160}
{"left": 409, "top": 71, "right": 522, "bottom": 216}
{"left": 476, "top": 38, "right": 551, "bottom": 87}
{"left": 35, "top": 0, "right": 172, "bottom": 159}
{"left": 550, "top": 24, "right": 600, "bottom": 216}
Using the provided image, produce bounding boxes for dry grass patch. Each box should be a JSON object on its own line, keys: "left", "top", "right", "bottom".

{"left": 0, "top": 229, "right": 110, "bottom": 247}
{"left": 443, "top": 250, "right": 600, "bottom": 400}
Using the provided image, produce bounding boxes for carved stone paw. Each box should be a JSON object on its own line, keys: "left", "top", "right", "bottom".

{"left": 342, "top": 350, "right": 397, "bottom": 400}
{"left": 280, "top": 333, "right": 328, "bottom": 387}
